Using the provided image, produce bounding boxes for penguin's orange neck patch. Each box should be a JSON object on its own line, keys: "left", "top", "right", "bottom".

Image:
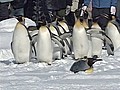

{"left": 82, "top": 21, "right": 89, "bottom": 28}
{"left": 75, "top": 20, "right": 82, "bottom": 28}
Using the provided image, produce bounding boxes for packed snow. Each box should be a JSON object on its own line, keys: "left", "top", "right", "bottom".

{"left": 0, "top": 18, "right": 120, "bottom": 90}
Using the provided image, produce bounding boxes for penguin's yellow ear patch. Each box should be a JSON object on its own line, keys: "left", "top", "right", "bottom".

{"left": 82, "top": 21, "right": 89, "bottom": 29}
{"left": 15, "top": 22, "right": 24, "bottom": 30}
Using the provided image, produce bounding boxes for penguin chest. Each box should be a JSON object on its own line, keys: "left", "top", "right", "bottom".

{"left": 12, "top": 24, "right": 31, "bottom": 63}
{"left": 37, "top": 28, "right": 53, "bottom": 63}
{"left": 72, "top": 27, "right": 89, "bottom": 59}
{"left": 106, "top": 23, "right": 120, "bottom": 50}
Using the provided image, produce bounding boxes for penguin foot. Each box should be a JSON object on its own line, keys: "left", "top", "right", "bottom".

{"left": 85, "top": 67, "right": 94, "bottom": 74}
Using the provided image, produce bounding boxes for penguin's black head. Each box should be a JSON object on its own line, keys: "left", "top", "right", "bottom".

{"left": 37, "top": 21, "right": 46, "bottom": 29}
{"left": 75, "top": 9, "right": 88, "bottom": 19}
{"left": 35, "top": 15, "right": 47, "bottom": 29}
{"left": 16, "top": 15, "right": 24, "bottom": 23}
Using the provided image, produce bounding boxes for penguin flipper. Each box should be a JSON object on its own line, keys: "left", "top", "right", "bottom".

{"left": 101, "top": 31, "right": 114, "bottom": 55}
{"left": 60, "top": 32, "right": 71, "bottom": 40}
{"left": 11, "top": 42, "right": 13, "bottom": 53}
{"left": 106, "top": 43, "right": 114, "bottom": 56}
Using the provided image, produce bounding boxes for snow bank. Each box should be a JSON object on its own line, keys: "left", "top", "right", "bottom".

{"left": 0, "top": 18, "right": 18, "bottom": 32}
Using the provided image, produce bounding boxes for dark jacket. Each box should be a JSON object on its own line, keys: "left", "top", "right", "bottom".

{"left": 84, "top": 0, "right": 117, "bottom": 8}
{"left": 24, "top": 0, "right": 72, "bottom": 26}
{"left": 46, "top": 0, "right": 72, "bottom": 10}
{"left": 11, "top": 0, "right": 26, "bottom": 9}
{"left": 24, "top": 0, "right": 49, "bottom": 26}
{"left": 0, "top": 2, "right": 10, "bottom": 21}
{"left": 0, "top": 0, "right": 13, "bottom": 3}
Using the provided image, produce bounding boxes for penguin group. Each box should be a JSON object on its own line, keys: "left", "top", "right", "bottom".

{"left": 10, "top": 9, "right": 120, "bottom": 73}
{"left": 11, "top": 16, "right": 72, "bottom": 65}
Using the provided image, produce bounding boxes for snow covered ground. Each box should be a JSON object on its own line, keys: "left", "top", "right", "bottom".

{"left": 0, "top": 18, "right": 120, "bottom": 90}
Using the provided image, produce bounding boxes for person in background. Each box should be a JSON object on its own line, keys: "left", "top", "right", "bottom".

{"left": 83, "top": 0, "right": 117, "bottom": 30}
{"left": 24, "top": 0, "right": 52, "bottom": 28}
{"left": 10, "top": 0, "right": 27, "bottom": 17}
{"left": 0, "top": 0, "right": 13, "bottom": 21}
{"left": 116, "top": 0, "right": 120, "bottom": 25}
{"left": 24, "top": 0, "right": 72, "bottom": 28}
{"left": 24, "top": 0, "right": 32, "bottom": 20}
{"left": 46, "top": 0, "right": 72, "bottom": 23}
{"left": 65, "top": 0, "right": 81, "bottom": 27}
{"left": 56, "top": 0, "right": 72, "bottom": 16}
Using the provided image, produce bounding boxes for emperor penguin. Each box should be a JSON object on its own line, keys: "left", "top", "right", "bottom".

{"left": 72, "top": 19, "right": 89, "bottom": 59}
{"left": 49, "top": 24, "right": 64, "bottom": 60}
{"left": 57, "top": 20, "right": 72, "bottom": 57}
{"left": 49, "top": 24, "right": 59, "bottom": 36}
{"left": 106, "top": 20, "right": 120, "bottom": 51}
{"left": 89, "top": 22, "right": 103, "bottom": 58}
{"left": 87, "top": 22, "right": 114, "bottom": 57}
{"left": 11, "top": 17, "right": 31, "bottom": 64}
{"left": 70, "top": 19, "right": 93, "bottom": 73}
{"left": 37, "top": 23, "right": 53, "bottom": 65}
{"left": 57, "top": 20, "right": 70, "bottom": 33}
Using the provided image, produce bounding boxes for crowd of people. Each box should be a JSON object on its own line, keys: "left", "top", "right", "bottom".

{"left": 0, "top": 0, "right": 120, "bottom": 30}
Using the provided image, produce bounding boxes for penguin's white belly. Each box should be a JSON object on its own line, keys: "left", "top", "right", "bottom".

{"left": 12, "top": 23, "right": 31, "bottom": 63}
{"left": 106, "top": 23, "right": 120, "bottom": 51}
{"left": 37, "top": 28, "right": 53, "bottom": 64}
{"left": 91, "top": 36, "right": 103, "bottom": 57}
{"left": 72, "top": 28, "right": 89, "bottom": 59}
{"left": 52, "top": 41, "right": 62, "bottom": 60}
{"left": 87, "top": 34, "right": 93, "bottom": 58}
